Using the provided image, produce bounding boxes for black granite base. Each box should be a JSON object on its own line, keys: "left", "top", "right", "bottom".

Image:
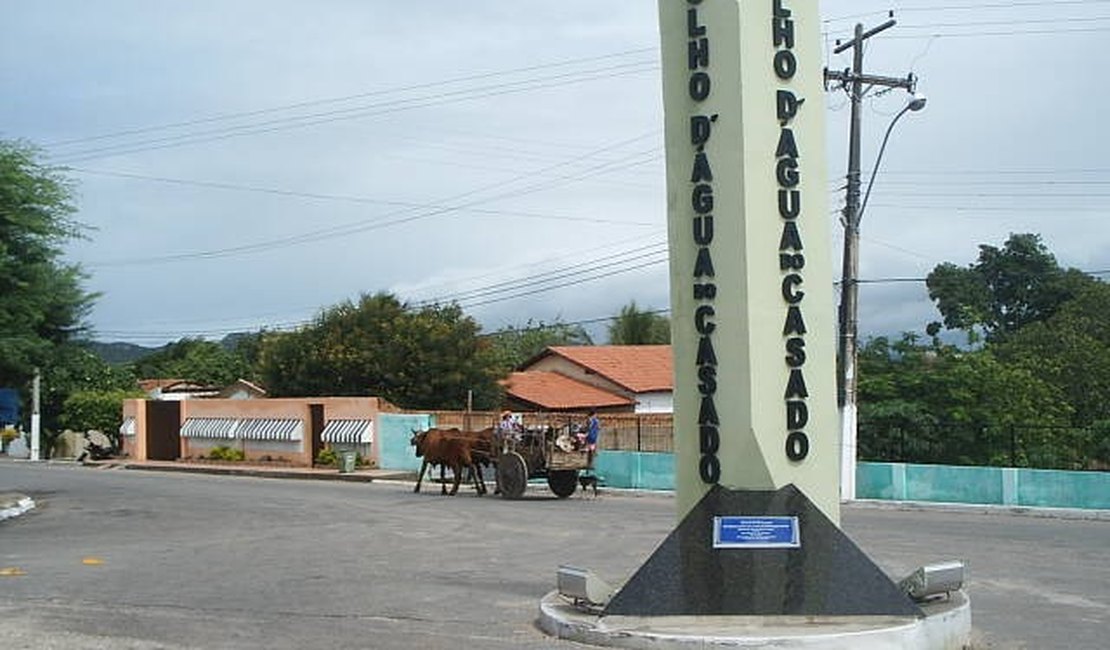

{"left": 602, "top": 484, "right": 922, "bottom": 617}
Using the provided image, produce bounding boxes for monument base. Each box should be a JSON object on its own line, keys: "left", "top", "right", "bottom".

{"left": 537, "top": 485, "right": 971, "bottom": 647}
{"left": 539, "top": 590, "right": 971, "bottom": 649}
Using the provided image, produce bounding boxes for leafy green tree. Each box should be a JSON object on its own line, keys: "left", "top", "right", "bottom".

{"left": 926, "top": 233, "right": 1095, "bottom": 341}
{"left": 258, "top": 292, "right": 502, "bottom": 409}
{"left": 60, "top": 388, "right": 144, "bottom": 448}
{"left": 858, "top": 334, "right": 1071, "bottom": 466}
{"left": 0, "top": 140, "right": 95, "bottom": 387}
{"left": 131, "top": 337, "right": 251, "bottom": 386}
{"left": 994, "top": 282, "right": 1110, "bottom": 426}
{"left": 607, "top": 301, "right": 670, "bottom": 345}
{"left": 488, "top": 318, "right": 592, "bottom": 371}
{"left": 40, "top": 344, "right": 137, "bottom": 455}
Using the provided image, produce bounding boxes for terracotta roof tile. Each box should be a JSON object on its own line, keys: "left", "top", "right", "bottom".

{"left": 546, "top": 345, "right": 673, "bottom": 393}
{"left": 503, "top": 372, "right": 634, "bottom": 410}
{"left": 138, "top": 378, "right": 187, "bottom": 393}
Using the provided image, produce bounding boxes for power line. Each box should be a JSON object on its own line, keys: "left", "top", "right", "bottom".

{"left": 824, "top": 0, "right": 1110, "bottom": 25}
{"left": 459, "top": 257, "right": 665, "bottom": 310}
{"left": 419, "top": 244, "right": 668, "bottom": 307}
{"left": 69, "top": 167, "right": 658, "bottom": 227}
{"left": 400, "top": 233, "right": 663, "bottom": 302}
{"left": 886, "top": 25, "right": 1110, "bottom": 38}
{"left": 864, "top": 203, "right": 1110, "bottom": 212}
{"left": 48, "top": 47, "right": 658, "bottom": 148}
{"left": 52, "top": 61, "right": 659, "bottom": 164}
{"left": 92, "top": 265, "right": 1110, "bottom": 342}
{"left": 83, "top": 132, "right": 661, "bottom": 267}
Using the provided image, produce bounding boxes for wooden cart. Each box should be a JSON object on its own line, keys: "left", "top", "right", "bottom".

{"left": 494, "top": 425, "right": 593, "bottom": 499}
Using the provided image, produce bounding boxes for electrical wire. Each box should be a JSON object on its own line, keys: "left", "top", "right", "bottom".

{"left": 52, "top": 61, "right": 659, "bottom": 164}
{"left": 69, "top": 167, "right": 658, "bottom": 227}
{"left": 82, "top": 132, "right": 661, "bottom": 267}
{"left": 48, "top": 47, "right": 658, "bottom": 148}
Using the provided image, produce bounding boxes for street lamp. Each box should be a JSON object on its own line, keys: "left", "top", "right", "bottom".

{"left": 859, "top": 93, "right": 927, "bottom": 223}
{"left": 838, "top": 91, "right": 926, "bottom": 502}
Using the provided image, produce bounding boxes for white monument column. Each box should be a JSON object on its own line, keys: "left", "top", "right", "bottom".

{"left": 662, "top": 0, "right": 840, "bottom": 523}
{"left": 542, "top": 4, "right": 970, "bottom": 639}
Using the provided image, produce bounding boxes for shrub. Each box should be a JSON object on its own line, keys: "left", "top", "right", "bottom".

{"left": 208, "top": 446, "right": 245, "bottom": 462}
{"left": 315, "top": 448, "right": 337, "bottom": 467}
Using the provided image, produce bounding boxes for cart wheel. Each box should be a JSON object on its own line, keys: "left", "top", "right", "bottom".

{"left": 497, "top": 452, "right": 528, "bottom": 499}
{"left": 548, "top": 469, "right": 578, "bottom": 499}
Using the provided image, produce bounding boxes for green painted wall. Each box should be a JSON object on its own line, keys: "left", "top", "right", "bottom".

{"left": 378, "top": 426, "right": 1108, "bottom": 510}
{"left": 378, "top": 413, "right": 433, "bottom": 471}
{"left": 857, "top": 462, "right": 1110, "bottom": 510}
{"left": 594, "top": 452, "right": 674, "bottom": 492}
{"left": 1016, "top": 467, "right": 1110, "bottom": 509}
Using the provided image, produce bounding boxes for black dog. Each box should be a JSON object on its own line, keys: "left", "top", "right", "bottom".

{"left": 579, "top": 473, "right": 600, "bottom": 497}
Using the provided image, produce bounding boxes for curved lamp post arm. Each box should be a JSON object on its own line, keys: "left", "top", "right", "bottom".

{"left": 858, "top": 94, "right": 926, "bottom": 224}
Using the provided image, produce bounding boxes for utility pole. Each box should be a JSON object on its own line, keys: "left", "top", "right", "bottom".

{"left": 825, "top": 18, "right": 918, "bottom": 502}
{"left": 31, "top": 367, "right": 41, "bottom": 461}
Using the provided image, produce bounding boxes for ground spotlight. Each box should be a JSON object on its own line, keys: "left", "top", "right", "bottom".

{"left": 899, "top": 561, "right": 966, "bottom": 602}
{"left": 557, "top": 565, "right": 613, "bottom": 612}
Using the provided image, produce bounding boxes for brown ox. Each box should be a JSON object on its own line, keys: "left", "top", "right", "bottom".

{"left": 410, "top": 428, "right": 491, "bottom": 496}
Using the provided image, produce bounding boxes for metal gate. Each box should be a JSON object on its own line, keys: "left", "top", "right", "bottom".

{"left": 309, "top": 403, "right": 324, "bottom": 465}
{"left": 145, "top": 401, "right": 181, "bottom": 461}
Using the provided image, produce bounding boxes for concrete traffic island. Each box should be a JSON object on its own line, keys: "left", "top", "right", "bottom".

{"left": 538, "top": 486, "right": 972, "bottom": 649}
{"left": 540, "top": 590, "right": 971, "bottom": 649}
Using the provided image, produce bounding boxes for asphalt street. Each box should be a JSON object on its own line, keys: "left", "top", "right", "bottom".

{"left": 0, "top": 462, "right": 1106, "bottom": 649}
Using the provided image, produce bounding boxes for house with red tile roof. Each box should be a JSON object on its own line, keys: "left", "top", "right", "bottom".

{"left": 502, "top": 345, "right": 673, "bottom": 413}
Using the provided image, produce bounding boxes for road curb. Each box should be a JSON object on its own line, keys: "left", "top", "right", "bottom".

{"left": 848, "top": 498, "right": 1110, "bottom": 521}
{"left": 119, "top": 462, "right": 416, "bottom": 483}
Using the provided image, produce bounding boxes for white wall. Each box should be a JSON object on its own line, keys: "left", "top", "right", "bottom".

{"left": 635, "top": 392, "right": 673, "bottom": 414}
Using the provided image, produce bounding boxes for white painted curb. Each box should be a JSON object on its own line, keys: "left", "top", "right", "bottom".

{"left": 539, "top": 591, "right": 972, "bottom": 649}
{"left": 0, "top": 497, "right": 36, "bottom": 522}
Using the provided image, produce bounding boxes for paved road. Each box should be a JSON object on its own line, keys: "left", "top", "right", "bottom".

{"left": 1, "top": 462, "right": 1106, "bottom": 649}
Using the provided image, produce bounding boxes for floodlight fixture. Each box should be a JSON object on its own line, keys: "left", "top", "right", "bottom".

{"left": 898, "top": 560, "right": 966, "bottom": 602}
{"left": 557, "top": 565, "right": 614, "bottom": 612}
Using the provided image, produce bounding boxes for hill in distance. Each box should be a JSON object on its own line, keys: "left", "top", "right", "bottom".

{"left": 86, "top": 332, "right": 254, "bottom": 366}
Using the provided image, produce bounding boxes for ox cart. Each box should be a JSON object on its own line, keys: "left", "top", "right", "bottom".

{"left": 494, "top": 425, "right": 594, "bottom": 499}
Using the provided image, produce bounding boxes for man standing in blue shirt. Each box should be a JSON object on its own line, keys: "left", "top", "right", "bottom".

{"left": 585, "top": 409, "right": 601, "bottom": 451}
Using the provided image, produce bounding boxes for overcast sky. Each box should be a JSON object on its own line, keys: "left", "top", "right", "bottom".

{"left": 3, "top": 1, "right": 1108, "bottom": 346}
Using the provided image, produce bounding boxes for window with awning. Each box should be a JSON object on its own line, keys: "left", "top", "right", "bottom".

{"left": 179, "top": 418, "right": 303, "bottom": 441}
{"left": 180, "top": 418, "right": 239, "bottom": 439}
{"left": 236, "top": 418, "right": 302, "bottom": 441}
{"left": 320, "top": 419, "right": 373, "bottom": 444}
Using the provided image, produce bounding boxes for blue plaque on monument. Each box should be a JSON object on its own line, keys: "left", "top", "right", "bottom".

{"left": 713, "top": 516, "right": 800, "bottom": 549}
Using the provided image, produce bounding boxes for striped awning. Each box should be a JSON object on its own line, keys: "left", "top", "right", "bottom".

{"left": 321, "top": 419, "right": 373, "bottom": 444}
{"left": 119, "top": 416, "right": 136, "bottom": 436}
{"left": 236, "top": 418, "right": 302, "bottom": 441}
{"left": 180, "top": 418, "right": 239, "bottom": 439}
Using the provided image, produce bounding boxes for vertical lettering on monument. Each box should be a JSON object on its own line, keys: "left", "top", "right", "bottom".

{"left": 687, "top": 0, "right": 720, "bottom": 485}
{"left": 774, "top": 0, "right": 810, "bottom": 463}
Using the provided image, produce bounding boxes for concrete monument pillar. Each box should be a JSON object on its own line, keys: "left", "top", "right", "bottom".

{"left": 663, "top": 0, "right": 840, "bottom": 523}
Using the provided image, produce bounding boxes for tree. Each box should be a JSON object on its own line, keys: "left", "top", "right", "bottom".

{"left": 858, "top": 333, "right": 1071, "bottom": 466}
{"left": 0, "top": 140, "right": 95, "bottom": 387}
{"left": 131, "top": 337, "right": 252, "bottom": 386}
{"left": 926, "top": 233, "right": 1095, "bottom": 341}
{"left": 60, "top": 388, "right": 144, "bottom": 449}
{"left": 258, "top": 292, "right": 503, "bottom": 409}
{"left": 607, "top": 301, "right": 670, "bottom": 345}
{"left": 487, "top": 318, "right": 592, "bottom": 371}
{"left": 994, "top": 282, "right": 1110, "bottom": 427}
{"left": 41, "top": 344, "right": 137, "bottom": 456}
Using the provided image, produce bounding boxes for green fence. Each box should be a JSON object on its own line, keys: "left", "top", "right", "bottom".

{"left": 378, "top": 415, "right": 1108, "bottom": 509}
{"left": 857, "top": 462, "right": 1110, "bottom": 510}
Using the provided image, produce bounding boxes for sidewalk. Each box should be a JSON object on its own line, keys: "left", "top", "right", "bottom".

{"left": 101, "top": 459, "right": 416, "bottom": 483}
